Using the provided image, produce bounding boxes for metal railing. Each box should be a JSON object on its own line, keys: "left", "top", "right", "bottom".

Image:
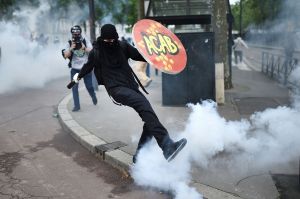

{"left": 262, "top": 51, "right": 298, "bottom": 87}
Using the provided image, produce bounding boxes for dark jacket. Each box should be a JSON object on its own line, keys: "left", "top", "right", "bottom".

{"left": 78, "top": 40, "right": 146, "bottom": 92}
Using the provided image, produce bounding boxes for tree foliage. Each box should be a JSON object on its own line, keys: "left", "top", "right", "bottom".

{"left": 113, "top": 0, "right": 138, "bottom": 26}
{"left": 0, "top": 0, "right": 16, "bottom": 20}
{"left": 0, "top": 0, "right": 40, "bottom": 20}
{"left": 231, "top": 0, "right": 283, "bottom": 32}
{"left": 0, "top": 0, "right": 138, "bottom": 25}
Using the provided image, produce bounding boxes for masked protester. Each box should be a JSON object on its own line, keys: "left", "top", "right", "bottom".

{"left": 73, "top": 24, "right": 187, "bottom": 163}
{"left": 62, "top": 25, "right": 97, "bottom": 112}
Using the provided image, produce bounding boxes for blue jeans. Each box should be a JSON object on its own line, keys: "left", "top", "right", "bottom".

{"left": 70, "top": 68, "right": 96, "bottom": 109}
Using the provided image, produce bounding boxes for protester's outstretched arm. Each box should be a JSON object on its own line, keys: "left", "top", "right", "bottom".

{"left": 78, "top": 49, "right": 95, "bottom": 79}
{"left": 125, "top": 42, "right": 146, "bottom": 62}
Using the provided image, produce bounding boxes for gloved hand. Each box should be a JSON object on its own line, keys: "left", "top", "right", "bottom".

{"left": 73, "top": 73, "right": 80, "bottom": 83}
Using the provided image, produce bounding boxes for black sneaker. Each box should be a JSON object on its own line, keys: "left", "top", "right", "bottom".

{"left": 163, "top": 138, "right": 187, "bottom": 162}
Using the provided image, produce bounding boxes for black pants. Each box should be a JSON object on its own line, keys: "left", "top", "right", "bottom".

{"left": 109, "top": 86, "right": 173, "bottom": 153}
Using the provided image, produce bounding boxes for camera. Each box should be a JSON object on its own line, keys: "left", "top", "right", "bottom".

{"left": 72, "top": 35, "right": 82, "bottom": 50}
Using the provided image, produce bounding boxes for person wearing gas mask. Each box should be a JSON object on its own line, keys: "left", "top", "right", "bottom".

{"left": 71, "top": 24, "right": 187, "bottom": 163}
{"left": 62, "top": 25, "right": 97, "bottom": 112}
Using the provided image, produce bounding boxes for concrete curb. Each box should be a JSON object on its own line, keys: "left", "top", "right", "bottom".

{"left": 57, "top": 93, "right": 133, "bottom": 174}
{"left": 57, "top": 93, "right": 245, "bottom": 199}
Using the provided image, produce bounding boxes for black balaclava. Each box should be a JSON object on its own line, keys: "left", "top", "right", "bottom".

{"left": 98, "top": 24, "right": 123, "bottom": 68}
{"left": 100, "top": 24, "right": 118, "bottom": 40}
{"left": 100, "top": 24, "right": 119, "bottom": 50}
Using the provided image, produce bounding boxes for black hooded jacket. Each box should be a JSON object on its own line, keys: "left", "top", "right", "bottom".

{"left": 78, "top": 39, "right": 146, "bottom": 92}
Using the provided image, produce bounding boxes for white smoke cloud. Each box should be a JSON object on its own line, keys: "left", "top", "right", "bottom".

{"left": 0, "top": 1, "right": 71, "bottom": 94}
{"left": 12, "top": 2, "right": 50, "bottom": 33}
{"left": 131, "top": 139, "right": 202, "bottom": 199}
{"left": 0, "top": 22, "right": 68, "bottom": 94}
{"left": 131, "top": 73, "right": 300, "bottom": 198}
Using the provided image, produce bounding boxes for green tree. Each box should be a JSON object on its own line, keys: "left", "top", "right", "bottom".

{"left": 127, "top": 0, "right": 138, "bottom": 25}
{"left": 0, "top": 0, "right": 16, "bottom": 20}
{"left": 0, "top": 0, "right": 40, "bottom": 21}
{"left": 0, "top": 0, "right": 138, "bottom": 26}
{"left": 113, "top": 0, "right": 138, "bottom": 26}
{"left": 231, "top": 0, "right": 283, "bottom": 32}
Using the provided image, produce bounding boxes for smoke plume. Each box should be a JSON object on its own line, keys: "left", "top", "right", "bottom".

{"left": 0, "top": 0, "right": 94, "bottom": 94}
{"left": 0, "top": 22, "right": 68, "bottom": 94}
{"left": 132, "top": 80, "right": 300, "bottom": 198}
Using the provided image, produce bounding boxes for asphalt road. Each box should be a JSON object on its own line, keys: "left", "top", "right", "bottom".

{"left": 0, "top": 77, "right": 169, "bottom": 199}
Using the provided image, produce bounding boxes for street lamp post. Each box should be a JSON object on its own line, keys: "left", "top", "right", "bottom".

{"left": 227, "top": 0, "right": 234, "bottom": 85}
{"left": 240, "top": 0, "right": 242, "bottom": 37}
{"left": 89, "top": 0, "right": 96, "bottom": 42}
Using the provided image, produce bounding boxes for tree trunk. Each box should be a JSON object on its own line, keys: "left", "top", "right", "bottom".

{"left": 212, "top": 0, "right": 233, "bottom": 89}
{"left": 88, "top": 0, "right": 96, "bottom": 42}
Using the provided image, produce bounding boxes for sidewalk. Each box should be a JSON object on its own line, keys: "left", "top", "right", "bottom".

{"left": 58, "top": 63, "right": 294, "bottom": 199}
